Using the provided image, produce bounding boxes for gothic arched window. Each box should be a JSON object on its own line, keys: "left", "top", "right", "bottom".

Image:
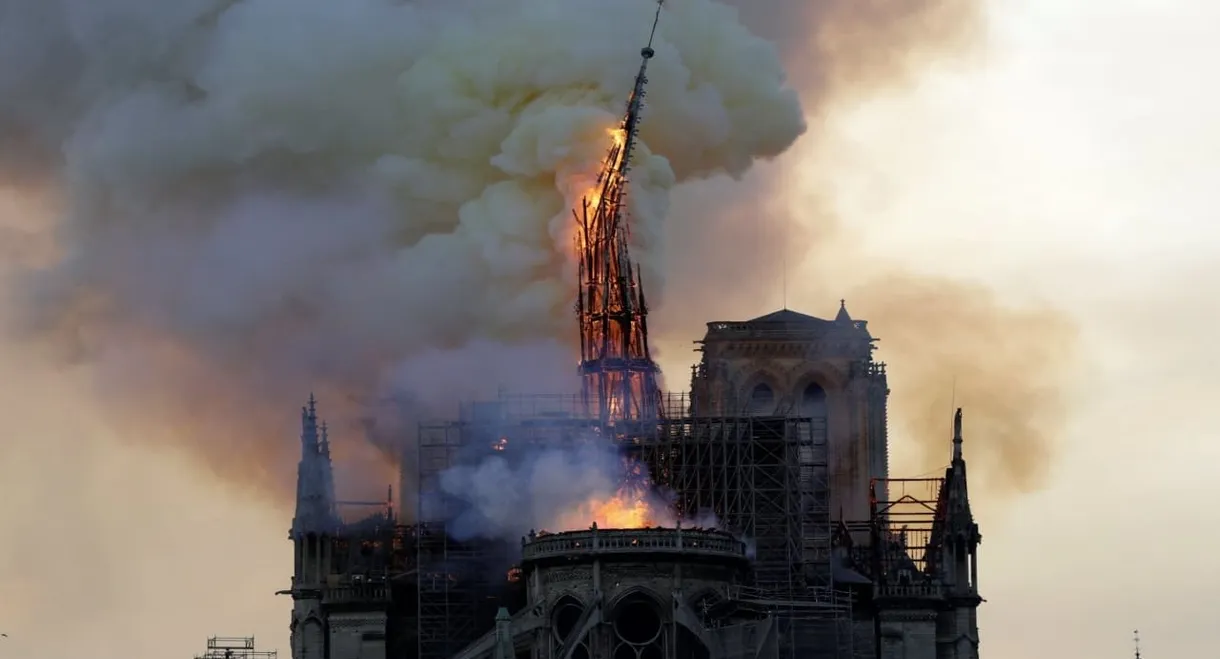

{"left": 748, "top": 383, "right": 775, "bottom": 415}
{"left": 798, "top": 382, "right": 828, "bottom": 418}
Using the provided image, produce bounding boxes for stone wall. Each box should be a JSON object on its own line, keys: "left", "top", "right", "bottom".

{"left": 327, "top": 611, "right": 388, "bottom": 659}
{"left": 878, "top": 610, "right": 937, "bottom": 659}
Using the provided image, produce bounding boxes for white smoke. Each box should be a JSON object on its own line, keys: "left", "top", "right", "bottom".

{"left": 437, "top": 438, "right": 720, "bottom": 540}
{"left": 438, "top": 441, "right": 626, "bottom": 539}
{"left": 0, "top": 0, "right": 805, "bottom": 485}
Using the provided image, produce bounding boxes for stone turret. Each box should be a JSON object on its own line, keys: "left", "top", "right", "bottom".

{"left": 289, "top": 395, "right": 339, "bottom": 659}
{"left": 292, "top": 394, "right": 338, "bottom": 536}
{"left": 285, "top": 396, "right": 392, "bottom": 659}
{"left": 936, "top": 409, "right": 982, "bottom": 659}
{"left": 870, "top": 409, "right": 983, "bottom": 659}
{"left": 689, "top": 302, "right": 888, "bottom": 522}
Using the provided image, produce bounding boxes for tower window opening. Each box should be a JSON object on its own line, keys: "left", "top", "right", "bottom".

{"left": 747, "top": 383, "right": 775, "bottom": 415}
{"left": 799, "top": 382, "right": 828, "bottom": 417}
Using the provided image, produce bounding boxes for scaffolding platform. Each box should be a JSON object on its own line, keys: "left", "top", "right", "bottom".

{"left": 193, "top": 636, "right": 276, "bottom": 659}
{"left": 413, "top": 392, "right": 854, "bottom": 659}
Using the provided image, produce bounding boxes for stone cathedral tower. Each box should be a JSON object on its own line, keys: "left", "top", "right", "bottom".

{"left": 283, "top": 395, "right": 399, "bottom": 659}
{"left": 287, "top": 396, "right": 340, "bottom": 659}
{"left": 689, "top": 302, "right": 889, "bottom": 523}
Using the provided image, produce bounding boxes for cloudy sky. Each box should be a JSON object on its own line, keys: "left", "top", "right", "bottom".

{"left": 0, "top": 0, "right": 1215, "bottom": 658}
{"left": 752, "top": 0, "right": 1218, "bottom": 655}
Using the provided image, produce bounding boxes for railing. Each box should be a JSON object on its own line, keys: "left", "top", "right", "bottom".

{"left": 521, "top": 527, "right": 746, "bottom": 562}
{"left": 460, "top": 392, "right": 694, "bottom": 422}
{"left": 323, "top": 582, "right": 391, "bottom": 603}
{"left": 705, "top": 322, "right": 828, "bottom": 337}
{"left": 728, "top": 585, "right": 845, "bottom": 603}
{"left": 725, "top": 585, "right": 856, "bottom": 616}
{"left": 703, "top": 318, "right": 870, "bottom": 337}
{"left": 194, "top": 636, "right": 277, "bottom": 659}
{"left": 658, "top": 392, "right": 693, "bottom": 418}
{"left": 874, "top": 582, "right": 943, "bottom": 598}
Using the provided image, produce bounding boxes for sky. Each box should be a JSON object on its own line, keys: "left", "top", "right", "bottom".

{"left": 0, "top": 0, "right": 1216, "bottom": 658}
{"left": 782, "top": 0, "right": 1220, "bottom": 655}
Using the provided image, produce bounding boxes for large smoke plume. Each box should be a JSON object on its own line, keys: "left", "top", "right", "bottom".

{"left": 0, "top": 0, "right": 1067, "bottom": 507}
{"left": 0, "top": 1, "right": 1104, "bottom": 657}
{"left": 0, "top": 0, "right": 804, "bottom": 499}
{"left": 655, "top": 0, "right": 1082, "bottom": 497}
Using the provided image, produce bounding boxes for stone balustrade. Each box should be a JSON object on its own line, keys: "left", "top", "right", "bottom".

{"left": 521, "top": 526, "right": 746, "bottom": 562}
{"left": 324, "top": 582, "right": 391, "bottom": 603}
{"left": 874, "top": 582, "right": 943, "bottom": 599}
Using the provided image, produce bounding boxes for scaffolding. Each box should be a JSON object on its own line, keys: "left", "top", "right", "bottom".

{"left": 193, "top": 637, "right": 276, "bottom": 659}
{"left": 868, "top": 477, "right": 945, "bottom": 598}
{"left": 630, "top": 416, "right": 830, "bottom": 591}
{"left": 633, "top": 415, "right": 846, "bottom": 659}
{"left": 414, "top": 392, "right": 856, "bottom": 659}
{"left": 416, "top": 418, "right": 525, "bottom": 659}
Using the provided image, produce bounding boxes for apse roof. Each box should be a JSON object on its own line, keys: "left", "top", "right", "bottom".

{"left": 746, "top": 308, "right": 830, "bottom": 324}
{"left": 745, "top": 300, "right": 853, "bottom": 325}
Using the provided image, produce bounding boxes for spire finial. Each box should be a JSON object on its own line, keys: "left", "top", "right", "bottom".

{"left": 1133, "top": 629, "right": 1141, "bottom": 659}
{"left": 835, "top": 299, "right": 852, "bottom": 323}
{"left": 952, "top": 407, "right": 963, "bottom": 461}
{"left": 645, "top": 0, "right": 664, "bottom": 53}
{"left": 300, "top": 394, "right": 320, "bottom": 454}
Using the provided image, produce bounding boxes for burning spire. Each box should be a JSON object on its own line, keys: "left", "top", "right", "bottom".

{"left": 574, "top": 0, "right": 665, "bottom": 428}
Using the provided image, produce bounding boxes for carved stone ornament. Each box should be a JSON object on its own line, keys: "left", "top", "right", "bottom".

{"left": 328, "top": 616, "right": 385, "bottom": 632}
{"left": 542, "top": 566, "right": 591, "bottom": 585}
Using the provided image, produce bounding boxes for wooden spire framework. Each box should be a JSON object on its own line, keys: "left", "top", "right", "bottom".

{"left": 574, "top": 1, "right": 665, "bottom": 428}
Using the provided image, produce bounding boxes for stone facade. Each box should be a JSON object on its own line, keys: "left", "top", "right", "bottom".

{"left": 285, "top": 305, "right": 984, "bottom": 659}
{"left": 690, "top": 306, "right": 889, "bottom": 523}
{"left": 878, "top": 609, "right": 938, "bottom": 659}
{"left": 328, "top": 612, "right": 389, "bottom": 659}
{"left": 287, "top": 567, "right": 393, "bottom": 659}
{"left": 448, "top": 527, "right": 768, "bottom": 659}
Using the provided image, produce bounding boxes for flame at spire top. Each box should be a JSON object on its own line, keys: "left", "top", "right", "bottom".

{"left": 573, "top": 0, "right": 667, "bottom": 428}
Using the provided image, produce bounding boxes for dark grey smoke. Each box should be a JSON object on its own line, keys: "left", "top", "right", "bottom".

{"left": 0, "top": 0, "right": 808, "bottom": 501}
{"left": 0, "top": 0, "right": 1012, "bottom": 504}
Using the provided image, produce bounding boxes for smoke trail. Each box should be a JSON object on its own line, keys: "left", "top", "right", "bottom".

{"left": 0, "top": 0, "right": 804, "bottom": 498}
{"left": 845, "top": 276, "right": 1080, "bottom": 492}
{"left": 1, "top": 0, "right": 1042, "bottom": 501}
{"left": 654, "top": 0, "right": 1080, "bottom": 495}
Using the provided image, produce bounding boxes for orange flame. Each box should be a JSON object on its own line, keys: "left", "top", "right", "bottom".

{"left": 579, "top": 127, "right": 627, "bottom": 216}
{"left": 608, "top": 126, "right": 627, "bottom": 150}
{"left": 553, "top": 488, "right": 664, "bottom": 530}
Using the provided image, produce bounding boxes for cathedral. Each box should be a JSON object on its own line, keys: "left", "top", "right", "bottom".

{"left": 284, "top": 303, "right": 983, "bottom": 659}
{"left": 285, "top": 6, "right": 979, "bottom": 658}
